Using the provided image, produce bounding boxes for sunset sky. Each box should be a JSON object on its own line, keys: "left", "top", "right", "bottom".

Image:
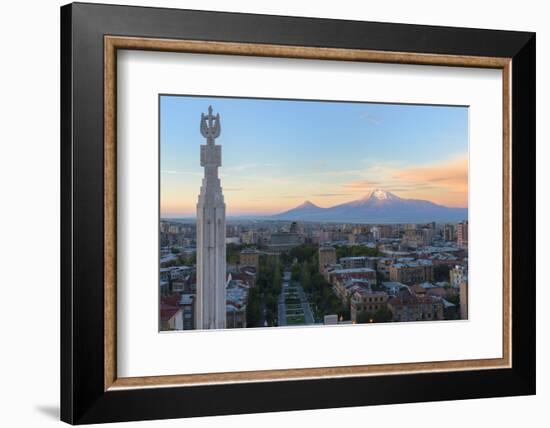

{"left": 160, "top": 95, "right": 468, "bottom": 217}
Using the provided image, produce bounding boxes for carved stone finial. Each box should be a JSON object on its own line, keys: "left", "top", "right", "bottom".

{"left": 200, "top": 106, "right": 221, "bottom": 142}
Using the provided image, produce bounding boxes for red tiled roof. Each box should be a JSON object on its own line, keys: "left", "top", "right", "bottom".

{"left": 160, "top": 302, "right": 180, "bottom": 322}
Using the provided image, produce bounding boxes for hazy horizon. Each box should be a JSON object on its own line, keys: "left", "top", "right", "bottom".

{"left": 160, "top": 95, "right": 468, "bottom": 217}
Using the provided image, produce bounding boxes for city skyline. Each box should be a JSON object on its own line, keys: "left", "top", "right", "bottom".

{"left": 161, "top": 95, "right": 468, "bottom": 217}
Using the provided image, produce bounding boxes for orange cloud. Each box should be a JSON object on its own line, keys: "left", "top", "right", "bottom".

{"left": 394, "top": 157, "right": 467, "bottom": 190}
{"left": 342, "top": 156, "right": 468, "bottom": 207}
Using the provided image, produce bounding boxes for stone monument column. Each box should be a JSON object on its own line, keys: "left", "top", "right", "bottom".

{"left": 195, "top": 106, "right": 226, "bottom": 329}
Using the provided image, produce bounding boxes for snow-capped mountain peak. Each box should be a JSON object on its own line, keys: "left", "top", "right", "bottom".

{"left": 271, "top": 188, "right": 467, "bottom": 223}
{"left": 369, "top": 189, "right": 398, "bottom": 200}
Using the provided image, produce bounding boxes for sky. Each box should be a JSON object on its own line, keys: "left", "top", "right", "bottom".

{"left": 160, "top": 95, "right": 468, "bottom": 217}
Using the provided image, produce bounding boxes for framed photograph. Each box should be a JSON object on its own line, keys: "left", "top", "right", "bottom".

{"left": 60, "top": 2, "right": 535, "bottom": 424}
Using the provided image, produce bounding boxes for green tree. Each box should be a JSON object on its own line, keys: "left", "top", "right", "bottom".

{"left": 373, "top": 307, "right": 393, "bottom": 322}
{"left": 356, "top": 311, "right": 371, "bottom": 324}
{"left": 339, "top": 298, "right": 351, "bottom": 321}
{"left": 272, "top": 268, "right": 282, "bottom": 296}
{"left": 445, "top": 294, "right": 460, "bottom": 306}
{"left": 291, "top": 263, "right": 301, "bottom": 282}
{"left": 180, "top": 253, "right": 196, "bottom": 266}
{"left": 289, "top": 244, "right": 318, "bottom": 263}
{"left": 356, "top": 307, "right": 393, "bottom": 324}
{"left": 300, "top": 262, "right": 311, "bottom": 292}
{"left": 246, "top": 287, "right": 261, "bottom": 327}
{"left": 265, "top": 308, "right": 275, "bottom": 326}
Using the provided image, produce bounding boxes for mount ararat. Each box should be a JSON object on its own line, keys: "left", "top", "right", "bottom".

{"left": 271, "top": 189, "right": 467, "bottom": 224}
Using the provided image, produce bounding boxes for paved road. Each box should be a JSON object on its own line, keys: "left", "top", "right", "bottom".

{"left": 278, "top": 271, "right": 315, "bottom": 326}
{"left": 278, "top": 275, "right": 289, "bottom": 326}
{"left": 295, "top": 284, "right": 315, "bottom": 324}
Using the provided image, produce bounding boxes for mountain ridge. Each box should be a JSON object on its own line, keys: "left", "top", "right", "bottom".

{"left": 271, "top": 189, "right": 467, "bottom": 224}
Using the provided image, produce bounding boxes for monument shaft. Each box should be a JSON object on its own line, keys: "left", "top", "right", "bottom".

{"left": 196, "top": 106, "right": 226, "bottom": 329}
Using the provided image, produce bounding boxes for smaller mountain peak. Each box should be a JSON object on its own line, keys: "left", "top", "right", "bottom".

{"left": 297, "top": 200, "right": 318, "bottom": 208}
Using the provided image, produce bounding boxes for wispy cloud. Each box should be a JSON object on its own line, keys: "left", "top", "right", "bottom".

{"left": 360, "top": 111, "right": 381, "bottom": 125}
{"left": 340, "top": 155, "right": 468, "bottom": 207}
{"left": 313, "top": 193, "right": 349, "bottom": 197}
{"left": 224, "top": 163, "right": 260, "bottom": 172}
{"left": 342, "top": 180, "right": 381, "bottom": 190}
{"left": 161, "top": 170, "right": 201, "bottom": 176}
{"left": 392, "top": 156, "right": 467, "bottom": 192}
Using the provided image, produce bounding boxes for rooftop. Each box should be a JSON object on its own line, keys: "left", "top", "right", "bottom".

{"left": 160, "top": 303, "right": 181, "bottom": 322}
{"left": 388, "top": 288, "right": 441, "bottom": 306}
{"left": 240, "top": 247, "right": 259, "bottom": 254}
{"left": 179, "top": 294, "right": 194, "bottom": 305}
{"left": 330, "top": 267, "right": 376, "bottom": 275}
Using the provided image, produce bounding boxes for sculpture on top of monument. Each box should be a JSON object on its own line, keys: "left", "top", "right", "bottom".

{"left": 200, "top": 105, "right": 221, "bottom": 141}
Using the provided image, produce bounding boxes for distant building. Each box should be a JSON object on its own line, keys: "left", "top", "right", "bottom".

{"left": 338, "top": 256, "right": 379, "bottom": 270}
{"left": 411, "top": 282, "right": 435, "bottom": 295}
{"left": 329, "top": 269, "right": 377, "bottom": 302}
{"left": 231, "top": 266, "right": 257, "bottom": 288}
{"left": 387, "top": 288, "right": 444, "bottom": 322}
{"left": 450, "top": 265, "right": 467, "bottom": 288}
{"left": 289, "top": 221, "right": 300, "bottom": 234}
{"left": 226, "top": 279, "right": 250, "bottom": 328}
{"left": 402, "top": 228, "right": 432, "bottom": 248}
{"left": 456, "top": 221, "right": 468, "bottom": 249}
{"left": 381, "top": 281, "right": 408, "bottom": 296}
{"left": 339, "top": 256, "right": 368, "bottom": 270}
{"left": 371, "top": 226, "right": 380, "bottom": 240}
{"left": 376, "top": 258, "right": 394, "bottom": 279}
{"left": 241, "top": 230, "right": 258, "bottom": 245}
{"left": 179, "top": 294, "right": 195, "bottom": 330}
{"left": 443, "top": 224, "right": 455, "bottom": 242}
{"left": 350, "top": 288, "right": 389, "bottom": 323}
{"left": 389, "top": 260, "right": 434, "bottom": 285}
{"left": 267, "top": 232, "right": 302, "bottom": 253}
{"left": 421, "top": 227, "right": 434, "bottom": 246}
{"left": 310, "top": 229, "right": 331, "bottom": 244}
{"left": 318, "top": 245, "right": 336, "bottom": 273}
{"left": 240, "top": 248, "right": 260, "bottom": 270}
{"left": 384, "top": 225, "right": 396, "bottom": 237}
{"left": 328, "top": 267, "right": 377, "bottom": 288}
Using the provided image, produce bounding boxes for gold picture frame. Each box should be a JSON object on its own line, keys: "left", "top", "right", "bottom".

{"left": 103, "top": 35, "right": 512, "bottom": 391}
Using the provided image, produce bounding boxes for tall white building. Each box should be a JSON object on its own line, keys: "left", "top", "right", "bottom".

{"left": 195, "top": 106, "right": 226, "bottom": 330}
{"left": 450, "top": 264, "right": 467, "bottom": 288}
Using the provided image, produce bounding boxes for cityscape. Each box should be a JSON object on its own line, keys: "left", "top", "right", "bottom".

{"left": 159, "top": 96, "right": 468, "bottom": 331}
{"left": 160, "top": 216, "right": 468, "bottom": 330}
